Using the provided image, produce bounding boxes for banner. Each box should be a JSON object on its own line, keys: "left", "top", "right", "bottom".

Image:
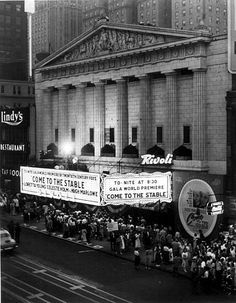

{"left": 20, "top": 166, "right": 101, "bottom": 206}
{"left": 107, "top": 222, "right": 119, "bottom": 232}
{"left": 102, "top": 172, "right": 172, "bottom": 205}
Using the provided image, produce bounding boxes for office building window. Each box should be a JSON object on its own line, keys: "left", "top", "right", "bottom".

{"left": 90, "top": 128, "right": 94, "bottom": 143}
{"left": 6, "top": 16, "right": 11, "bottom": 24}
{"left": 183, "top": 126, "right": 191, "bottom": 144}
{"left": 55, "top": 129, "right": 58, "bottom": 142}
{"left": 16, "top": 17, "right": 21, "bottom": 25}
{"left": 16, "top": 4, "right": 22, "bottom": 11}
{"left": 13, "top": 85, "right": 16, "bottom": 94}
{"left": 71, "top": 128, "right": 75, "bottom": 142}
{"left": 132, "top": 127, "right": 138, "bottom": 143}
{"left": 157, "top": 126, "right": 163, "bottom": 144}
{"left": 110, "top": 128, "right": 114, "bottom": 143}
{"left": 17, "top": 86, "right": 21, "bottom": 95}
{"left": 1, "top": 85, "right": 4, "bottom": 93}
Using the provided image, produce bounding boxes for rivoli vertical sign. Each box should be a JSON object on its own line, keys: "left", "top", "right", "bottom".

{"left": 228, "top": 0, "right": 236, "bottom": 73}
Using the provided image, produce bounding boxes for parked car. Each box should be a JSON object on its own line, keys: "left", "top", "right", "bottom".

{"left": 0, "top": 228, "right": 17, "bottom": 252}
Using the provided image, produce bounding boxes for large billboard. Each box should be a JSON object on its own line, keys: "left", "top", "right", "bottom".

{"left": 102, "top": 172, "right": 172, "bottom": 205}
{"left": 228, "top": 0, "right": 236, "bottom": 73}
{"left": 20, "top": 167, "right": 101, "bottom": 205}
{"left": 178, "top": 179, "right": 218, "bottom": 237}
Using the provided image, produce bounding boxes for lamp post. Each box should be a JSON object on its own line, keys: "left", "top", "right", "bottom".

{"left": 62, "top": 142, "right": 73, "bottom": 170}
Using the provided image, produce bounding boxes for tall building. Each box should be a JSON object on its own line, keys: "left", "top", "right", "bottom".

{"left": 0, "top": 1, "right": 35, "bottom": 192}
{"left": 108, "top": 0, "right": 137, "bottom": 24}
{"left": 82, "top": 0, "right": 171, "bottom": 33}
{"left": 0, "top": 80, "right": 35, "bottom": 192}
{"left": 0, "top": 0, "right": 28, "bottom": 80}
{"left": 172, "top": 0, "right": 227, "bottom": 35}
{"left": 32, "top": 0, "right": 83, "bottom": 66}
{"left": 137, "top": 0, "right": 172, "bottom": 28}
{"left": 82, "top": 0, "right": 108, "bottom": 32}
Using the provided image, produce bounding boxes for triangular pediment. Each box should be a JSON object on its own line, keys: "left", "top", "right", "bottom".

{"left": 37, "top": 21, "right": 200, "bottom": 69}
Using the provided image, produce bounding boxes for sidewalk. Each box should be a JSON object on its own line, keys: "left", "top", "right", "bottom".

{"left": 0, "top": 209, "right": 189, "bottom": 278}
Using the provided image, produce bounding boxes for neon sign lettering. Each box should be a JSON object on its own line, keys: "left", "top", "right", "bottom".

{"left": 141, "top": 154, "right": 173, "bottom": 165}
{"left": 1, "top": 110, "right": 23, "bottom": 126}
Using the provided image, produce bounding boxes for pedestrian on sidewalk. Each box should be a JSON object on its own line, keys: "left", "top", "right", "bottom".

{"left": 134, "top": 247, "right": 141, "bottom": 270}
{"left": 7, "top": 220, "right": 15, "bottom": 238}
{"left": 134, "top": 231, "right": 141, "bottom": 249}
{"left": 143, "top": 226, "right": 154, "bottom": 270}
{"left": 173, "top": 253, "right": 181, "bottom": 277}
{"left": 15, "top": 222, "right": 21, "bottom": 244}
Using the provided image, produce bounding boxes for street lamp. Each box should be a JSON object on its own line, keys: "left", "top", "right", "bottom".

{"left": 62, "top": 142, "right": 74, "bottom": 169}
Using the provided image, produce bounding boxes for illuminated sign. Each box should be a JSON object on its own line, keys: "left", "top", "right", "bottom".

{"left": 178, "top": 179, "right": 217, "bottom": 237}
{"left": 228, "top": 0, "right": 236, "bottom": 73}
{"left": 0, "top": 108, "right": 29, "bottom": 127}
{"left": 207, "top": 201, "right": 224, "bottom": 215}
{"left": 103, "top": 172, "right": 172, "bottom": 205}
{"left": 20, "top": 166, "right": 101, "bottom": 206}
{"left": 141, "top": 154, "right": 173, "bottom": 165}
{"left": 1, "top": 110, "right": 23, "bottom": 126}
{"left": 1, "top": 168, "right": 20, "bottom": 178}
{"left": 0, "top": 144, "right": 25, "bottom": 152}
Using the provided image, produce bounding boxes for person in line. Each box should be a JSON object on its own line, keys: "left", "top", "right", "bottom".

{"left": 143, "top": 226, "right": 153, "bottom": 270}
{"left": 134, "top": 247, "right": 141, "bottom": 270}
{"left": 14, "top": 222, "right": 21, "bottom": 244}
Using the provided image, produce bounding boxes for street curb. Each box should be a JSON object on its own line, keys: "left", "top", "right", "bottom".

{"left": 20, "top": 223, "right": 191, "bottom": 279}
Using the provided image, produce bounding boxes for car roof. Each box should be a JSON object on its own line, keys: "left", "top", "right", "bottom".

{"left": 0, "top": 228, "right": 10, "bottom": 234}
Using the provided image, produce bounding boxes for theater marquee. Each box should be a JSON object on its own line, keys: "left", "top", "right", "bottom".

{"left": 102, "top": 172, "right": 172, "bottom": 205}
{"left": 20, "top": 166, "right": 101, "bottom": 205}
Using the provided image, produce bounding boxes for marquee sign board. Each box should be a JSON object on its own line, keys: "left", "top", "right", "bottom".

{"left": 102, "top": 172, "right": 172, "bottom": 205}
{"left": 20, "top": 166, "right": 101, "bottom": 205}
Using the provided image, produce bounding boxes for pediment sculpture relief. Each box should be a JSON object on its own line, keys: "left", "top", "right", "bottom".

{"left": 54, "top": 29, "right": 165, "bottom": 65}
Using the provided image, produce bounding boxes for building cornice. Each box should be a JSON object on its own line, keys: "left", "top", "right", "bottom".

{"left": 37, "top": 36, "right": 211, "bottom": 83}
{"left": 36, "top": 21, "right": 211, "bottom": 70}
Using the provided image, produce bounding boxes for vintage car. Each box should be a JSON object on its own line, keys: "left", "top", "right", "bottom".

{"left": 0, "top": 228, "right": 17, "bottom": 252}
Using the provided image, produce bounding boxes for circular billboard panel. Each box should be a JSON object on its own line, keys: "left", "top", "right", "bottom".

{"left": 178, "top": 179, "right": 217, "bottom": 237}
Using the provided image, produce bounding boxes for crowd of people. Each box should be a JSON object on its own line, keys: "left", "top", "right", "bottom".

{"left": 43, "top": 203, "right": 236, "bottom": 295}
{"left": 1, "top": 190, "right": 236, "bottom": 295}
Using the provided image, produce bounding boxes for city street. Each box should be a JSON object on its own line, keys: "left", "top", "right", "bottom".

{"left": 1, "top": 227, "right": 235, "bottom": 303}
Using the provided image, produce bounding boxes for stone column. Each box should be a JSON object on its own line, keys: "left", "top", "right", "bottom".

{"left": 75, "top": 83, "right": 86, "bottom": 155}
{"left": 116, "top": 78, "right": 128, "bottom": 158}
{"left": 165, "top": 71, "right": 178, "bottom": 154}
{"left": 42, "top": 87, "right": 53, "bottom": 151}
{"left": 192, "top": 68, "right": 207, "bottom": 160}
{"left": 94, "top": 81, "right": 105, "bottom": 157}
{"left": 139, "top": 74, "right": 151, "bottom": 155}
{"left": 57, "top": 85, "right": 69, "bottom": 154}
{"left": 35, "top": 87, "right": 44, "bottom": 159}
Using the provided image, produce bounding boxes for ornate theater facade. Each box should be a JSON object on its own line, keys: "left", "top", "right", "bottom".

{"left": 34, "top": 20, "right": 232, "bottom": 233}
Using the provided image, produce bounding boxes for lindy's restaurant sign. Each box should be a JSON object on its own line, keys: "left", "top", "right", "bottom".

{"left": 102, "top": 172, "right": 172, "bottom": 205}
{"left": 0, "top": 108, "right": 30, "bottom": 127}
{"left": 141, "top": 154, "right": 173, "bottom": 165}
{"left": 0, "top": 144, "right": 26, "bottom": 152}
